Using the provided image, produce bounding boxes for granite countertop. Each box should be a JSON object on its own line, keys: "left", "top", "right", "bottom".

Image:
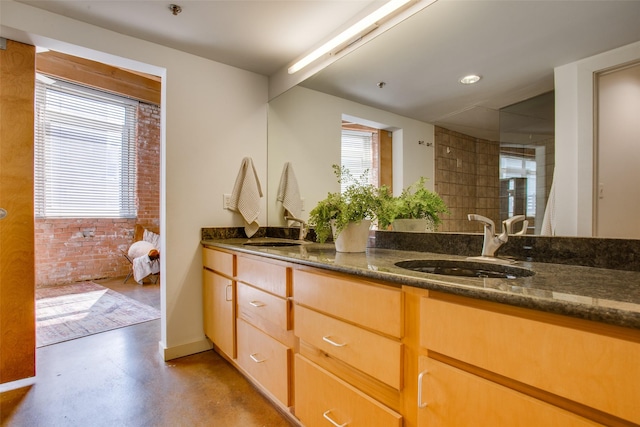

{"left": 201, "top": 238, "right": 640, "bottom": 331}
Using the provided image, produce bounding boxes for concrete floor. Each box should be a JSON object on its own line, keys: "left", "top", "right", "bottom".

{"left": 1, "top": 277, "right": 294, "bottom": 427}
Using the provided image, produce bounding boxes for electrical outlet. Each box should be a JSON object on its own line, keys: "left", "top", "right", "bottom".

{"left": 223, "top": 194, "right": 232, "bottom": 209}
{"left": 301, "top": 198, "right": 305, "bottom": 211}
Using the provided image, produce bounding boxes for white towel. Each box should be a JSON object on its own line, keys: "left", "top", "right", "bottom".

{"left": 229, "top": 157, "right": 263, "bottom": 237}
{"left": 541, "top": 177, "right": 556, "bottom": 236}
{"left": 276, "top": 162, "right": 302, "bottom": 221}
{"left": 133, "top": 255, "right": 160, "bottom": 284}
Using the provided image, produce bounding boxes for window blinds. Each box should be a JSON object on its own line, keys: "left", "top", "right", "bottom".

{"left": 341, "top": 129, "right": 373, "bottom": 193}
{"left": 35, "top": 78, "right": 138, "bottom": 218}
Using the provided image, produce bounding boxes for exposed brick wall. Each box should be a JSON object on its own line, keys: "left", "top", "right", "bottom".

{"left": 35, "top": 102, "right": 160, "bottom": 286}
{"left": 434, "top": 126, "right": 500, "bottom": 233}
{"left": 136, "top": 103, "right": 161, "bottom": 233}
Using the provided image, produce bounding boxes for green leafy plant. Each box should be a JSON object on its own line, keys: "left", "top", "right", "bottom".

{"left": 309, "top": 165, "right": 389, "bottom": 243}
{"left": 378, "top": 177, "right": 450, "bottom": 230}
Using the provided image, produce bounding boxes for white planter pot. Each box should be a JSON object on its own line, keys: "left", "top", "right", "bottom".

{"left": 391, "top": 218, "right": 433, "bottom": 232}
{"left": 332, "top": 220, "right": 371, "bottom": 252}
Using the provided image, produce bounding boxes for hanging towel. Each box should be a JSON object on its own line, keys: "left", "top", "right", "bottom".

{"left": 229, "top": 157, "right": 263, "bottom": 237}
{"left": 276, "top": 162, "right": 303, "bottom": 221}
{"left": 541, "top": 176, "right": 556, "bottom": 236}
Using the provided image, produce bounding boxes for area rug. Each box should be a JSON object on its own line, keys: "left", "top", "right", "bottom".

{"left": 36, "top": 282, "right": 160, "bottom": 347}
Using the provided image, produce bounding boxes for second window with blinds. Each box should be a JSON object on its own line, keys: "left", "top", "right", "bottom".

{"left": 341, "top": 121, "right": 394, "bottom": 194}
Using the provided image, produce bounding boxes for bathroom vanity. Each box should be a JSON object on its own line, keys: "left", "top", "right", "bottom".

{"left": 201, "top": 235, "right": 640, "bottom": 427}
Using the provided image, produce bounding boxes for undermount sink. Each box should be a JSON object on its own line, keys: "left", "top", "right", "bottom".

{"left": 394, "top": 259, "right": 534, "bottom": 279}
{"left": 243, "top": 240, "right": 302, "bottom": 247}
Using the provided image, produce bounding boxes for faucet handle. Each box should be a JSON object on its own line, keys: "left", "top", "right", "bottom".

{"left": 503, "top": 215, "right": 527, "bottom": 235}
{"left": 468, "top": 214, "right": 495, "bottom": 231}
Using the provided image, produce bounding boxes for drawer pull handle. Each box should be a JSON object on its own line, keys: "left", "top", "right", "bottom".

{"left": 225, "top": 284, "right": 233, "bottom": 302}
{"left": 249, "top": 301, "right": 265, "bottom": 307}
{"left": 417, "top": 369, "right": 428, "bottom": 408}
{"left": 249, "top": 353, "right": 266, "bottom": 363}
{"left": 322, "top": 410, "right": 348, "bottom": 427}
{"left": 322, "top": 336, "right": 347, "bottom": 347}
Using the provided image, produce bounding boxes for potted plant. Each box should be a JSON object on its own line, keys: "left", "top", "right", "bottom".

{"left": 309, "top": 165, "right": 388, "bottom": 252}
{"left": 381, "top": 177, "right": 450, "bottom": 232}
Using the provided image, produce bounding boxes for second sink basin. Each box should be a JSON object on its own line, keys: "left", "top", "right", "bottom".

{"left": 394, "top": 259, "right": 534, "bottom": 279}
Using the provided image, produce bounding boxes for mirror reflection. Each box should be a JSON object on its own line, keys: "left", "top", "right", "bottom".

{"left": 267, "top": 1, "right": 640, "bottom": 238}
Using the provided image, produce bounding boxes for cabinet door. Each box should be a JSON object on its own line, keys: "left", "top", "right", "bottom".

{"left": 294, "top": 269, "right": 402, "bottom": 338}
{"left": 417, "top": 357, "right": 601, "bottom": 427}
{"left": 295, "top": 305, "right": 402, "bottom": 389}
{"left": 237, "top": 282, "right": 290, "bottom": 331}
{"left": 421, "top": 295, "right": 640, "bottom": 424}
{"left": 236, "top": 318, "right": 290, "bottom": 406}
{"left": 295, "top": 354, "right": 402, "bottom": 427}
{"left": 203, "top": 268, "right": 235, "bottom": 358}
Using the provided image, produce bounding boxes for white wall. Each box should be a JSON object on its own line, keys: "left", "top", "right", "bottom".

{"left": 267, "top": 86, "right": 435, "bottom": 225}
{"left": 1, "top": 1, "right": 268, "bottom": 360}
{"left": 555, "top": 40, "right": 640, "bottom": 237}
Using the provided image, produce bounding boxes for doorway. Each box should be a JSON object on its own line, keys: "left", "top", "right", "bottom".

{"left": 33, "top": 50, "right": 162, "bottom": 345}
{"left": 595, "top": 61, "right": 640, "bottom": 238}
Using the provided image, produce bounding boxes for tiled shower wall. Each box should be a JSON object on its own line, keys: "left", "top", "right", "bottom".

{"left": 434, "top": 126, "right": 500, "bottom": 232}
{"left": 35, "top": 102, "right": 160, "bottom": 286}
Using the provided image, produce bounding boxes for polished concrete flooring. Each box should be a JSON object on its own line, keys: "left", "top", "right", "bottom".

{"left": 1, "top": 277, "right": 294, "bottom": 427}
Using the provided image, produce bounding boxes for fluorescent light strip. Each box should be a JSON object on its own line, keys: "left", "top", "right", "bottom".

{"left": 288, "top": 0, "right": 412, "bottom": 74}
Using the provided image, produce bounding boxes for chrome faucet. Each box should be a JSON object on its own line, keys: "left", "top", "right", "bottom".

{"left": 468, "top": 214, "right": 509, "bottom": 258}
{"left": 503, "top": 215, "right": 528, "bottom": 235}
{"left": 285, "top": 216, "right": 308, "bottom": 241}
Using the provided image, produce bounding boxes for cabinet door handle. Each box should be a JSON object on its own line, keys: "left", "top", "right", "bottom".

{"left": 417, "top": 369, "right": 428, "bottom": 408}
{"left": 225, "top": 284, "right": 233, "bottom": 302}
{"left": 249, "top": 300, "right": 265, "bottom": 307}
{"left": 322, "top": 410, "right": 348, "bottom": 427}
{"left": 322, "top": 335, "right": 347, "bottom": 347}
{"left": 249, "top": 353, "right": 266, "bottom": 363}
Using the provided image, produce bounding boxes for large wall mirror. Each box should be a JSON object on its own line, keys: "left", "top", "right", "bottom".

{"left": 267, "top": 0, "right": 640, "bottom": 238}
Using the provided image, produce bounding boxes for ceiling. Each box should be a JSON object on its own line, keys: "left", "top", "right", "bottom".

{"left": 15, "top": 0, "right": 640, "bottom": 141}
{"left": 16, "top": 0, "right": 385, "bottom": 76}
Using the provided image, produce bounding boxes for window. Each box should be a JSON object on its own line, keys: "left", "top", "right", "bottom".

{"left": 500, "top": 154, "right": 536, "bottom": 217}
{"left": 341, "top": 129, "right": 375, "bottom": 193}
{"left": 35, "top": 78, "right": 138, "bottom": 218}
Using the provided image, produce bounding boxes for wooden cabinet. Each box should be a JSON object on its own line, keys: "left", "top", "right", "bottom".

{"left": 202, "top": 247, "right": 235, "bottom": 358}
{"left": 237, "top": 318, "right": 291, "bottom": 406}
{"left": 202, "top": 246, "right": 639, "bottom": 427}
{"left": 295, "top": 304, "right": 402, "bottom": 389}
{"left": 295, "top": 354, "right": 402, "bottom": 427}
{"left": 418, "top": 291, "right": 640, "bottom": 426}
{"left": 235, "top": 254, "right": 295, "bottom": 408}
{"left": 293, "top": 268, "right": 404, "bottom": 426}
{"left": 417, "top": 357, "right": 600, "bottom": 427}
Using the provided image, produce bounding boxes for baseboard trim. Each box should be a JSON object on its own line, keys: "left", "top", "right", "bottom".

{"left": 159, "top": 338, "right": 212, "bottom": 361}
{"left": 0, "top": 376, "right": 36, "bottom": 393}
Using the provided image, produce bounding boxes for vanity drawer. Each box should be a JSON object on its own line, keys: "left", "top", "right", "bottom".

{"left": 419, "top": 357, "right": 601, "bottom": 427}
{"left": 295, "top": 354, "right": 402, "bottom": 427}
{"left": 421, "top": 294, "right": 640, "bottom": 424}
{"left": 237, "top": 255, "right": 289, "bottom": 297}
{"left": 293, "top": 268, "right": 403, "bottom": 338}
{"left": 295, "top": 304, "right": 402, "bottom": 389}
{"left": 237, "top": 282, "right": 290, "bottom": 331}
{"left": 236, "top": 318, "right": 291, "bottom": 406}
{"left": 202, "top": 247, "right": 234, "bottom": 277}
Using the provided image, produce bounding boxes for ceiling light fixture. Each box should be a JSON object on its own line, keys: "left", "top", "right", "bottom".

{"left": 460, "top": 74, "right": 481, "bottom": 85}
{"left": 288, "top": 0, "right": 412, "bottom": 74}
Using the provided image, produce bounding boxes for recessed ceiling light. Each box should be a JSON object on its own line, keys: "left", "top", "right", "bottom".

{"left": 460, "top": 75, "right": 481, "bottom": 85}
